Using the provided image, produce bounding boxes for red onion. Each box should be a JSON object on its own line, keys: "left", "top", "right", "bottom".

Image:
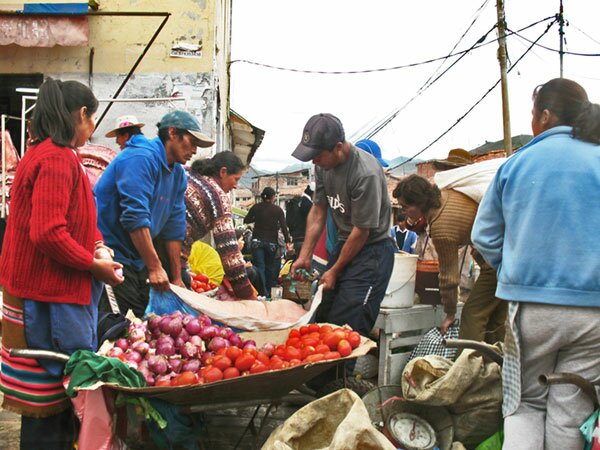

{"left": 182, "top": 359, "right": 200, "bottom": 373}
{"left": 140, "top": 367, "right": 155, "bottom": 386}
{"left": 243, "top": 339, "right": 257, "bottom": 348}
{"left": 151, "top": 327, "right": 162, "bottom": 339}
{"left": 165, "top": 317, "right": 183, "bottom": 338}
{"left": 171, "top": 310, "right": 183, "bottom": 319}
{"left": 185, "top": 318, "right": 202, "bottom": 336}
{"left": 208, "top": 337, "right": 230, "bottom": 352}
{"left": 157, "top": 335, "right": 175, "bottom": 347}
{"left": 178, "top": 328, "right": 190, "bottom": 342}
{"left": 199, "top": 314, "right": 212, "bottom": 327}
{"left": 156, "top": 341, "right": 175, "bottom": 357}
{"left": 114, "top": 338, "right": 129, "bottom": 351}
{"left": 125, "top": 360, "right": 139, "bottom": 370}
{"left": 182, "top": 314, "right": 195, "bottom": 326}
{"left": 228, "top": 334, "right": 243, "bottom": 348}
{"left": 189, "top": 335, "right": 202, "bottom": 346}
{"left": 147, "top": 355, "right": 168, "bottom": 375}
{"left": 132, "top": 341, "right": 150, "bottom": 355}
{"left": 159, "top": 316, "right": 173, "bottom": 334}
{"left": 129, "top": 325, "right": 146, "bottom": 342}
{"left": 107, "top": 347, "right": 124, "bottom": 358}
{"left": 261, "top": 342, "right": 276, "bottom": 357}
{"left": 148, "top": 315, "right": 162, "bottom": 332}
{"left": 168, "top": 357, "right": 183, "bottom": 374}
{"left": 219, "top": 327, "right": 234, "bottom": 339}
{"left": 180, "top": 342, "right": 199, "bottom": 359}
{"left": 199, "top": 325, "right": 218, "bottom": 341}
{"left": 155, "top": 373, "right": 172, "bottom": 384}
{"left": 125, "top": 350, "right": 142, "bottom": 364}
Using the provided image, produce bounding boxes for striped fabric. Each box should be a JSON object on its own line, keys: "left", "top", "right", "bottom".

{"left": 0, "top": 290, "right": 69, "bottom": 417}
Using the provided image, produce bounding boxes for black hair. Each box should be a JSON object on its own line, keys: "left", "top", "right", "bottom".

{"left": 261, "top": 186, "right": 276, "bottom": 201}
{"left": 392, "top": 174, "right": 441, "bottom": 213}
{"left": 116, "top": 126, "right": 143, "bottom": 137}
{"left": 30, "top": 77, "right": 98, "bottom": 148}
{"left": 191, "top": 151, "right": 245, "bottom": 177}
{"left": 396, "top": 211, "right": 407, "bottom": 222}
{"left": 533, "top": 78, "right": 600, "bottom": 145}
{"left": 157, "top": 127, "right": 187, "bottom": 145}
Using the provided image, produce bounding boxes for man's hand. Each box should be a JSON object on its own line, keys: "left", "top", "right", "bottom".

{"left": 148, "top": 266, "right": 170, "bottom": 292}
{"left": 318, "top": 268, "right": 338, "bottom": 290}
{"left": 171, "top": 277, "right": 186, "bottom": 289}
{"left": 440, "top": 313, "right": 456, "bottom": 336}
{"left": 291, "top": 256, "right": 311, "bottom": 280}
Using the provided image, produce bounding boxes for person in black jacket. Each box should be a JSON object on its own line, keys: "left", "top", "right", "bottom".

{"left": 286, "top": 182, "right": 314, "bottom": 257}
{"left": 244, "top": 187, "right": 292, "bottom": 296}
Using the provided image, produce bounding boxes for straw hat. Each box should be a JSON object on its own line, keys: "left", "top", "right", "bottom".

{"left": 434, "top": 148, "right": 473, "bottom": 168}
{"left": 105, "top": 115, "right": 145, "bottom": 138}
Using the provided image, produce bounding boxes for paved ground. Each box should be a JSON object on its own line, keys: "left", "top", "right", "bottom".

{"left": 0, "top": 392, "right": 20, "bottom": 450}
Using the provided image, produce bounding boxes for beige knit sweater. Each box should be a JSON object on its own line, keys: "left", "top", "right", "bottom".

{"left": 427, "top": 189, "right": 479, "bottom": 315}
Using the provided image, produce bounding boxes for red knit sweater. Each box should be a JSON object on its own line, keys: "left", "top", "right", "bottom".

{"left": 0, "top": 138, "right": 102, "bottom": 304}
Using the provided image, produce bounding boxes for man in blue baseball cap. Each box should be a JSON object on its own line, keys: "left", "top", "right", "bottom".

{"left": 94, "top": 110, "right": 214, "bottom": 317}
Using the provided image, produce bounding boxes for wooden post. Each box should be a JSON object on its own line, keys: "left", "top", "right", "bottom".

{"left": 497, "top": 0, "right": 512, "bottom": 156}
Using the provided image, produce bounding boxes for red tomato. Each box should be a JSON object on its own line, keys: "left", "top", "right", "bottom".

{"left": 192, "top": 273, "right": 209, "bottom": 283}
{"left": 301, "top": 345, "right": 316, "bottom": 360}
{"left": 216, "top": 348, "right": 228, "bottom": 356}
{"left": 322, "top": 332, "right": 342, "bottom": 351}
{"left": 269, "top": 358, "right": 286, "bottom": 370}
{"left": 284, "top": 346, "right": 302, "bottom": 362}
{"left": 204, "top": 367, "right": 224, "bottom": 383}
{"left": 288, "top": 359, "right": 302, "bottom": 367}
{"left": 301, "top": 336, "right": 319, "bottom": 348}
{"left": 286, "top": 337, "right": 302, "bottom": 348}
{"left": 337, "top": 339, "right": 352, "bottom": 357}
{"left": 256, "top": 352, "right": 270, "bottom": 366}
{"left": 242, "top": 347, "right": 258, "bottom": 358}
{"left": 249, "top": 362, "right": 269, "bottom": 374}
{"left": 274, "top": 345, "right": 287, "bottom": 359}
{"left": 155, "top": 379, "right": 172, "bottom": 387}
{"left": 235, "top": 353, "right": 256, "bottom": 372}
{"left": 223, "top": 367, "right": 241, "bottom": 379}
{"left": 212, "top": 355, "right": 233, "bottom": 371}
{"left": 299, "top": 325, "right": 310, "bottom": 335}
{"left": 323, "top": 351, "right": 341, "bottom": 360}
{"left": 347, "top": 331, "right": 361, "bottom": 349}
{"left": 173, "top": 370, "right": 198, "bottom": 386}
{"left": 319, "top": 325, "right": 333, "bottom": 335}
{"left": 315, "top": 344, "right": 330, "bottom": 355}
{"left": 225, "top": 346, "right": 242, "bottom": 361}
{"left": 304, "top": 353, "right": 325, "bottom": 363}
{"left": 288, "top": 329, "right": 301, "bottom": 339}
{"left": 308, "top": 324, "right": 321, "bottom": 334}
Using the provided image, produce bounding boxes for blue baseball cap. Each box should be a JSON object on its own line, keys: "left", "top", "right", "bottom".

{"left": 157, "top": 110, "right": 215, "bottom": 148}
{"left": 355, "top": 139, "right": 389, "bottom": 167}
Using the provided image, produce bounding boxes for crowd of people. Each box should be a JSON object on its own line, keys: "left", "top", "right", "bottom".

{"left": 1, "top": 75, "right": 599, "bottom": 449}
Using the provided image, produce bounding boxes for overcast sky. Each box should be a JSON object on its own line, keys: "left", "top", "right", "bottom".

{"left": 229, "top": 0, "right": 600, "bottom": 172}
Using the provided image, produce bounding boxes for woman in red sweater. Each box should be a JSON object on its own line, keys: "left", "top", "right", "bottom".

{"left": 0, "top": 78, "right": 123, "bottom": 449}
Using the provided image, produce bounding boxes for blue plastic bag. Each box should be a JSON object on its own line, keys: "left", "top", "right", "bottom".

{"left": 145, "top": 288, "right": 199, "bottom": 317}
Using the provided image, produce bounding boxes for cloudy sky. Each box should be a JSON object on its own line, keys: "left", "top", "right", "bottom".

{"left": 230, "top": 0, "right": 600, "bottom": 171}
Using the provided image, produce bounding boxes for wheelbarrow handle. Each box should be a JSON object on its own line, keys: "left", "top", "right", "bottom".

{"left": 539, "top": 372, "right": 599, "bottom": 408}
{"left": 442, "top": 339, "right": 504, "bottom": 366}
{"left": 10, "top": 348, "right": 70, "bottom": 363}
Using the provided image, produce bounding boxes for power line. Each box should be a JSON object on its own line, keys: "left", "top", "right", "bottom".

{"left": 508, "top": 28, "right": 600, "bottom": 56}
{"left": 569, "top": 22, "right": 600, "bottom": 46}
{"left": 229, "top": 16, "right": 555, "bottom": 76}
{"left": 387, "top": 17, "right": 558, "bottom": 171}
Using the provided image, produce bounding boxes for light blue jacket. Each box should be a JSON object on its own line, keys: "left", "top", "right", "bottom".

{"left": 94, "top": 135, "right": 187, "bottom": 270}
{"left": 472, "top": 126, "right": 600, "bottom": 307}
{"left": 390, "top": 226, "right": 417, "bottom": 254}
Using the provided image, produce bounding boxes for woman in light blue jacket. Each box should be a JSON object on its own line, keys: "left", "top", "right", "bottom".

{"left": 472, "top": 78, "right": 600, "bottom": 450}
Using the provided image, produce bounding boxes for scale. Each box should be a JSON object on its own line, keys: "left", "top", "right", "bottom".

{"left": 386, "top": 412, "right": 437, "bottom": 450}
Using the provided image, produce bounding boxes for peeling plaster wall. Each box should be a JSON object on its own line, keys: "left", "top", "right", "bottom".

{"left": 46, "top": 71, "right": 216, "bottom": 149}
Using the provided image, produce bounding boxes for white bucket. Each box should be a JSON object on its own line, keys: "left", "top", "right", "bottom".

{"left": 381, "top": 253, "right": 418, "bottom": 308}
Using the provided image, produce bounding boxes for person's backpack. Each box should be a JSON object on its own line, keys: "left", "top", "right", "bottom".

{"left": 285, "top": 195, "right": 303, "bottom": 234}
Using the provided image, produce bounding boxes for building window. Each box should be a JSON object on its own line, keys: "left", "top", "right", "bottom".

{"left": 287, "top": 178, "right": 298, "bottom": 186}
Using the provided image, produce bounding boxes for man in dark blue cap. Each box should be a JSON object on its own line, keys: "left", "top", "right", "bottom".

{"left": 290, "top": 113, "right": 395, "bottom": 338}
{"left": 94, "top": 110, "right": 214, "bottom": 317}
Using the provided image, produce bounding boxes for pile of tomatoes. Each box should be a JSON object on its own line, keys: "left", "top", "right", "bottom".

{"left": 190, "top": 272, "right": 218, "bottom": 293}
{"left": 155, "top": 324, "right": 362, "bottom": 387}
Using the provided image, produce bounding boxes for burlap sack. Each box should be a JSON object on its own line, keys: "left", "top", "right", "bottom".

{"left": 261, "top": 389, "right": 395, "bottom": 450}
{"left": 401, "top": 350, "right": 503, "bottom": 448}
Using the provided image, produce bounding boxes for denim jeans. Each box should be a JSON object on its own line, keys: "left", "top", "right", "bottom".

{"left": 250, "top": 239, "right": 279, "bottom": 296}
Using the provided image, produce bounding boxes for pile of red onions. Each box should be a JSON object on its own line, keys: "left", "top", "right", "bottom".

{"left": 106, "top": 311, "right": 256, "bottom": 386}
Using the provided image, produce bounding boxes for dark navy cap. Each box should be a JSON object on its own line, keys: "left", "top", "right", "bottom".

{"left": 292, "top": 113, "right": 345, "bottom": 162}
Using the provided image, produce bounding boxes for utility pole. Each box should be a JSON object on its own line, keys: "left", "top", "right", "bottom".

{"left": 496, "top": 0, "right": 512, "bottom": 156}
{"left": 558, "top": 0, "right": 565, "bottom": 77}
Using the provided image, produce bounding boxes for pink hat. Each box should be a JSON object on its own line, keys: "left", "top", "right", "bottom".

{"left": 105, "top": 115, "right": 145, "bottom": 138}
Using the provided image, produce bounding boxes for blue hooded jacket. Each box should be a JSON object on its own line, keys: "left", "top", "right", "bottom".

{"left": 94, "top": 135, "right": 187, "bottom": 270}
{"left": 472, "top": 126, "right": 600, "bottom": 307}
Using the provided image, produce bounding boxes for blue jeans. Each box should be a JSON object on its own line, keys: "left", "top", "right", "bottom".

{"left": 251, "top": 239, "right": 279, "bottom": 296}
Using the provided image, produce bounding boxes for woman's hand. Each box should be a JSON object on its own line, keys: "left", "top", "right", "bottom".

{"left": 440, "top": 313, "right": 456, "bottom": 335}
{"left": 91, "top": 258, "right": 124, "bottom": 286}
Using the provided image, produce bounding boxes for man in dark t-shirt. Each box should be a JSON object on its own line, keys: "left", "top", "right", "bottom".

{"left": 290, "top": 113, "right": 395, "bottom": 337}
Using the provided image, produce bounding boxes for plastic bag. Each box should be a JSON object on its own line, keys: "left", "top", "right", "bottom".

{"left": 146, "top": 288, "right": 200, "bottom": 317}
{"left": 187, "top": 241, "right": 224, "bottom": 285}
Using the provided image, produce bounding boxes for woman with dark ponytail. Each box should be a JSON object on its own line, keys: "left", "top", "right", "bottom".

{"left": 183, "top": 151, "right": 257, "bottom": 299}
{"left": 472, "top": 78, "right": 600, "bottom": 448}
{"left": 0, "top": 78, "right": 123, "bottom": 448}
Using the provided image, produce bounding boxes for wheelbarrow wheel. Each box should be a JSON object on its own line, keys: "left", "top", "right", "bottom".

{"left": 316, "top": 376, "right": 377, "bottom": 399}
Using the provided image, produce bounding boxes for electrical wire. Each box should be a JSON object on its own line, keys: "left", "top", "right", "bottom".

{"left": 387, "top": 17, "right": 558, "bottom": 171}
{"left": 508, "top": 28, "right": 600, "bottom": 56}
{"left": 569, "top": 22, "right": 600, "bottom": 46}
{"left": 229, "top": 16, "right": 555, "bottom": 76}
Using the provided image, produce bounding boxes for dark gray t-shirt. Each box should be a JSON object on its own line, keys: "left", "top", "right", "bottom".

{"left": 314, "top": 145, "right": 391, "bottom": 245}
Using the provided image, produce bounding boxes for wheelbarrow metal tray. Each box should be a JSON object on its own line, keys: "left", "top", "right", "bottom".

{"left": 84, "top": 326, "right": 376, "bottom": 406}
